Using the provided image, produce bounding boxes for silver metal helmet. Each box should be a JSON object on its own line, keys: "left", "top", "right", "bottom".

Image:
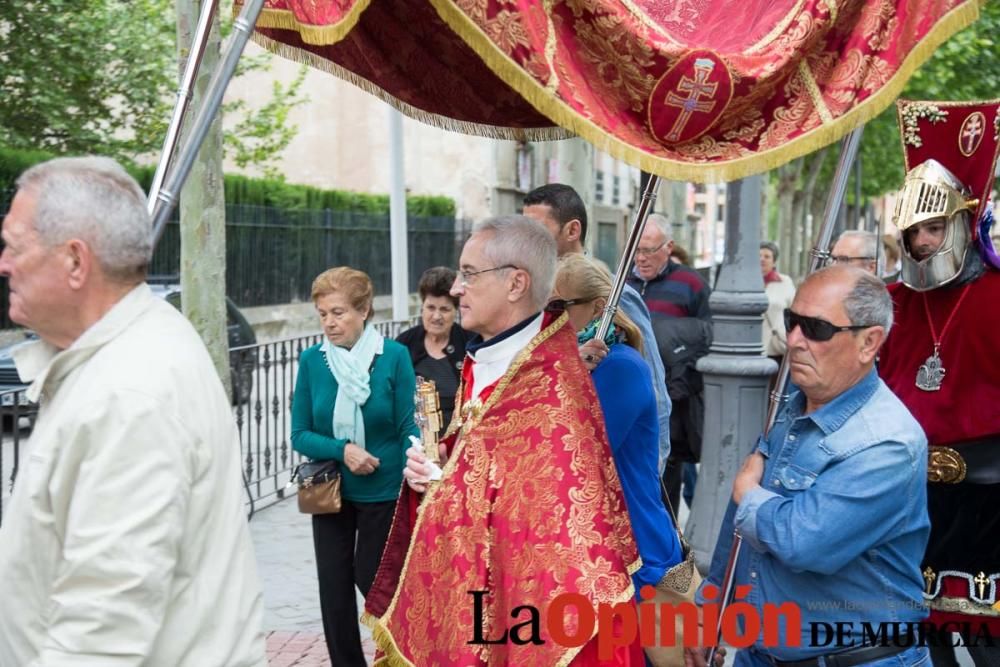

{"left": 892, "top": 159, "right": 979, "bottom": 291}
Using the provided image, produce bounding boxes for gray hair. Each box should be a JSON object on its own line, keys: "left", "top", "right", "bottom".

{"left": 472, "top": 214, "right": 556, "bottom": 310}
{"left": 16, "top": 156, "right": 152, "bottom": 280}
{"left": 843, "top": 270, "right": 893, "bottom": 334}
{"left": 646, "top": 213, "right": 672, "bottom": 241}
{"left": 835, "top": 230, "right": 878, "bottom": 257}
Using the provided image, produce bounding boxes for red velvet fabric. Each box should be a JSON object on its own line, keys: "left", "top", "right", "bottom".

{"left": 880, "top": 272, "right": 1000, "bottom": 448}
{"left": 240, "top": 0, "right": 980, "bottom": 179}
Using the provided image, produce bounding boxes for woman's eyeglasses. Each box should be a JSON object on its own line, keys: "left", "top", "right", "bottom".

{"left": 783, "top": 308, "right": 875, "bottom": 342}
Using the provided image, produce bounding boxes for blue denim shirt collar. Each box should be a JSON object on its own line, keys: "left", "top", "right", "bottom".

{"left": 789, "top": 366, "right": 880, "bottom": 436}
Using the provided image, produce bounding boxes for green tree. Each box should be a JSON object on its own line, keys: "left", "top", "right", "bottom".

{"left": 223, "top": 56, "right": 310, "bottom": 180}
{"left": 0, "top": 0, "right": 174, "bottom": 157}
{"left": 0, "top": 0, "right": 308, "bottom": 174}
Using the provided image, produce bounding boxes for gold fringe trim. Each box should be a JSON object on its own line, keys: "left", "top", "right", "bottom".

{"left": 426, "top": 0, "right": 983, "bottom": 182}
{"left": 799, "top": 60, "right": 834, "bottom": 125}
{"left": 370, "top": 618, "right": 417, "bottom": 667}
{"left": 254, "top": 4, "right": 371, "bottom": 47}
{"left": 359, "top": 610, "right": 379, "bottom": 630}
{"left": 250, "top": 34, "right": 573, "bottom": 142}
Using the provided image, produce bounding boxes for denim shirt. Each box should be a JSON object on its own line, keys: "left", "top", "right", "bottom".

{"left": 701, "top": 368, "right": 930, "bottom": 660}
{"left": 619, "top": 284, "right": 673, "bottom": 474}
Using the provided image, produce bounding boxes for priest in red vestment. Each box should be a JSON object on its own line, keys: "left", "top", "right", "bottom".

{"left": 363, "top": 214, "right": 643, "bottom": 666}
{"left": 878, "top": 99, "right": 1000, "bottom": 667}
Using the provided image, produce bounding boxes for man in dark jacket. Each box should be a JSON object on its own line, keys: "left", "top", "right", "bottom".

{"left": 628, "top": 213, "right": 712, "bottom": 512}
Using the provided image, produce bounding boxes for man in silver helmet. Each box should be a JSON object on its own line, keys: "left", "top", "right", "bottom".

{"left": 878, "top": 99, "right": 1000, "bottom": 667}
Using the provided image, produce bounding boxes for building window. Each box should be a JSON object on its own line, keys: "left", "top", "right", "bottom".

{"left": 595, "top": 171, "right": 605, "bottom": 202}
{"left": 612, "top": 175, "right": 621, "bottom": 206}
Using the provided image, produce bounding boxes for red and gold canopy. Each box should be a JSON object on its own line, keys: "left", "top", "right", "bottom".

{"left": 242, "top": 0, "right": 984, "bottom": 182}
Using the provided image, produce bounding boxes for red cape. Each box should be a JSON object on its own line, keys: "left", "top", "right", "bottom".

{"left": 880, "top": 271, "right": 1000, "bottom": 447}
{"left": 364, "top": 314, "right": 643, "bottom": 665}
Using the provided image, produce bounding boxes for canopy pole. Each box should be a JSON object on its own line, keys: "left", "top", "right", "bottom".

{"left": 595, "top": 174, "right": 659, "bottom": 341}
{"left": 151, "top": 0, "right": 266, "bottom": 246}
{"left": 705, "top": 125, "right": 864, "bottom": 665}
{"left": 146, "top": 0, "right": 220, "bottom": 217}
{"left": 389, "top": 107, "right": 409, "bottom": 322}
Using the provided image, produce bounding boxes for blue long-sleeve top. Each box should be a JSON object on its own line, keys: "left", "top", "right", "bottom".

{"left": 592, "top": 343, "right": 683, "bottom": 593}
{"left": 619, "top": 284, "right": 673, "bottom": 474}
{"left": 291, "top": 340, "right": 419, "bottom": 503}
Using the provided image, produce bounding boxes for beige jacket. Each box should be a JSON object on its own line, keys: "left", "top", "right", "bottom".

{"left": 762, "top": 273, "right": 797, "bottom": 356}
{"left": 0, "top": 285, "right": 265, "bottom": 667}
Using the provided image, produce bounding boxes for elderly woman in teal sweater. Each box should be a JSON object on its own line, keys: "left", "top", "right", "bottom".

{"left": 291, "top": 266, "right": 418, "bottom": 667}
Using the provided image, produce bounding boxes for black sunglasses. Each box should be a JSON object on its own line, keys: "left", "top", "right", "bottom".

{"left": 783, "top": 308, "right": 875, "bottom": 342}
{"left": 545, "top": 297, "right": 594, "bottom": 313}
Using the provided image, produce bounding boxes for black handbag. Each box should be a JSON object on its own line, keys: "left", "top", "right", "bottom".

{"left": 291, "top": 460, "right": 342, "bottom": 514}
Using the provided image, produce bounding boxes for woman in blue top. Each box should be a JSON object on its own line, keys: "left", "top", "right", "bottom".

{"left": 291, "top": 267, "right": 418, "bottom": 667}
{"left": 554, "top": 253, "right": 684, "bottom": 666}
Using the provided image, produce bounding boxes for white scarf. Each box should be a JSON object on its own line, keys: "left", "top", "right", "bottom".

{"left": 322, "top": 324, "right": 383, "bottom": 449}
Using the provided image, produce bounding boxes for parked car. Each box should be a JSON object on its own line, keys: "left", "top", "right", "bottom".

{"left": 0, "top": 283, "right": 257, "bottom": 409}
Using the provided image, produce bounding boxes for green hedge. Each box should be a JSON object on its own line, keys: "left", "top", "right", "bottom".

{"left": 0, "top": 145, "right": 456, "bottom": 217}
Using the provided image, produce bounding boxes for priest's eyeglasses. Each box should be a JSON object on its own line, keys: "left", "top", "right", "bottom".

{"left": 783, "top": 309, "right": 875, "bottom": 342}
{"left": 457, "top": 264, "right": 518, "bottom": 287}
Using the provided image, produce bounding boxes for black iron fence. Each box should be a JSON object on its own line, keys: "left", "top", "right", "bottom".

{"left": 149, "top": 205, "right": 466, "bottom": 308}
{"left": 0, "top": 320, "right": 415, "bottom": 526}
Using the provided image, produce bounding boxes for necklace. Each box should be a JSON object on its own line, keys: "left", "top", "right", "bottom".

{"left": 916, "top": 284, "right": 972, "bottom": 391}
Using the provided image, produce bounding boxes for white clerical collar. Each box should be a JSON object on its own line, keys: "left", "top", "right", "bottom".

{"left": 467, "top": 313, "right": 543, "bottom": 401}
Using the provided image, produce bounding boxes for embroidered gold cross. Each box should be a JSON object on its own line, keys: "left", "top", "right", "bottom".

{"left": 974, "top": 572, "right": 989, "bottom": 599}
{"left": 923, "top": 567, "right": 936, "bottom": 595}
{"left": 664, "top": 59, "right": 718, "bottom": 142}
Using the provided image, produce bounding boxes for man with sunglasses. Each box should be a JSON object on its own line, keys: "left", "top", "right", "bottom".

{"left": 876, "top": 100, "right": 1000, "bottom": 667}
{"left": 691, "top": 265, "right": 931, "bottom": 667}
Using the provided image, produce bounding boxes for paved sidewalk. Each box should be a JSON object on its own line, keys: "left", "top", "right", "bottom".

{"left": 250, "top": 498, "right": 375, "bottom": 666}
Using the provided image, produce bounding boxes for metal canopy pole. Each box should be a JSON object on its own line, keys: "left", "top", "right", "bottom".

{"left": 150, "top": 0, "right": 267, "bottom": 246}
{"left": 705, "top": 125, "right": 864, "bottom": 665}
{"left": 146, "top": 0, "right": 220, "bottom": 216}
{"left": 595, "top": 174, "right": 660, "bottom": 341}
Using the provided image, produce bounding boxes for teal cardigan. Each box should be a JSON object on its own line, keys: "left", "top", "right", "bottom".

{"left": 291, "top": 340, "right": 419, "bottom": 503}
